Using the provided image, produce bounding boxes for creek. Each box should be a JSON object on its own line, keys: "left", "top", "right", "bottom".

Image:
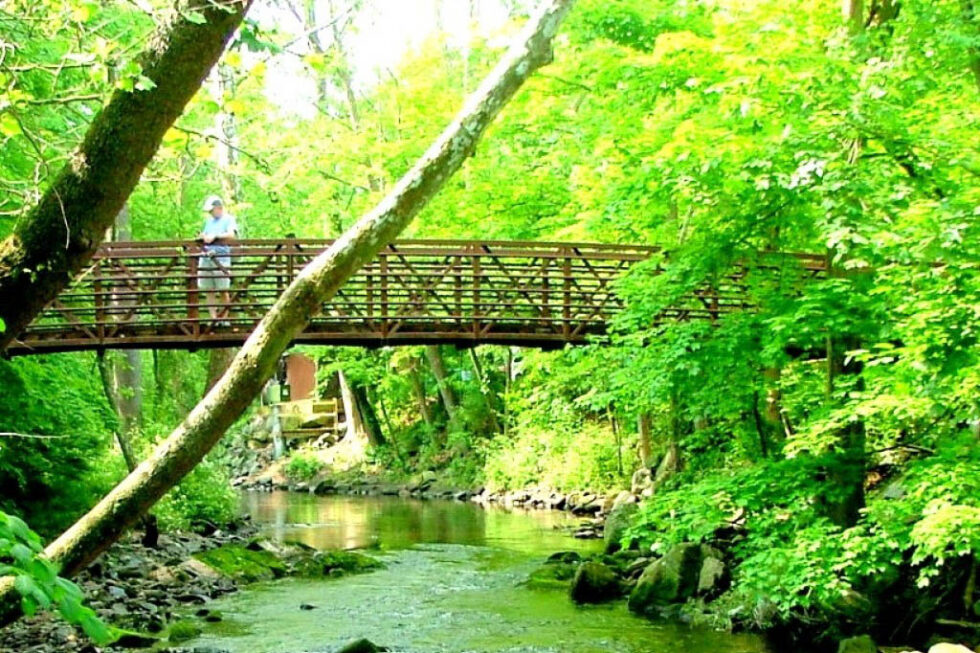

{"left": 185, "top": 491, "right": 772, "bottom": 653}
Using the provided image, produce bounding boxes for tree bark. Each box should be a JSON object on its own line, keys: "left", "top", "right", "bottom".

{"left": 104, "top": 206, "right": 144, "bottom": 441}
{"left": 205, "top": 348, "right": 235, "bottom": 393}
{"left": 425, "top": 345, "right": 457, "bottom": 420}
{"left": 636, "top": 412, "right": 653, "bottom": 469}
{"left": 0, "top": 0, "right": 252, "bottom": 350}
{"left": 962, "top": 0, "right": 980, "bottom": 94}
{"left": 338, "top": 369, "right": 368, "bottom": 443}
{"left": 408, "top": 358, "right": 433, "bottom": 426}
{"left": 354, "top": 384, "right": 384, "bottom": 447}
{"left": 97, "top": 353, "right": 139, "bottom": 472}
{"left": 843, "top": 0, "right": 864, "bottom": 32}
{"left": 468, "top": 348, "right": 501, "bottom": 433}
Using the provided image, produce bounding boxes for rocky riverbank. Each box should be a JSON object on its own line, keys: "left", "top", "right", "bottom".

{"left": 0, "top": 519, "right": 386, "bottom": 653}
{"left": 529, "top": 530, "right": 980, "bottom": 653}
{"left": 234, "top": 467, "right": 660, "bottom": 541}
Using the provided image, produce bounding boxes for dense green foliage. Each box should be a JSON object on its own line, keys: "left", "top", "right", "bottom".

{"left": 1, "top": 0, "right": 978, "bottom": 646}
{"left": 0, "top": 512, "right": 110, "bottom": 643}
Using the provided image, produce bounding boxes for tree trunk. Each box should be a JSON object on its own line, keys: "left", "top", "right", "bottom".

{"left": 408, "top": 358, "right": 433, "bottom": 426}
{"left": 822, "top": 335, "right": 867, "bottom": 528}
{"left": 325, "top": 0, "right": 361, "bottom": 130}
{"left": 636, "top": 413, "right": 653, "bottom": 469}
{"left": 504, "top": 347, "right": 514, "bottom": 435}
{"left": 425, "top": 345, "right": 457, "bottom": 420}
{"left": 338, "top": 369, "right": 366, "bottom": 442}
{"left": 843, "top": 0, "right": 864, "bottom": 31}
{"left": 0, "top": 3, "right": 573, "bottom": 613}
{"left": 205, "top": 348, "right": 235, "bottom": 394}
{"left": 0, "top": 0, "right": 252, "bottom": 350}
{"left": 654, "top": 390, "right": 682, "bottom": 485}
{"left": 468, "top": 348, "right": 501, "bottom": 433}
{"left": 96, "top": 353, "right": 139, "bottom": 472}
{"left": 107, "top": 205, "right": 143, "bottom": 440}
{"left": 354, "top": 384, "right": 384, "bottom": 447}
{"left": 962, "top": 0, "right": 980, "bottom": 94}
{"left": 215, "top": 63, "right": 243, "bottom": 203}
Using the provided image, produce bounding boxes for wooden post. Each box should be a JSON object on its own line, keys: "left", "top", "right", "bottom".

{"left": 472, "top": 255, "right": 481, "bottom": 339}
{"left": 562, "top": 248, "right": 571, "bottom": 340}
{"left": 453, "top": 255, "right": 462, "bottom": 324}
{"left": 380, "top": 253, "right": 389, "bottom": 338}
{"left": 94, "top": 259, "right": 105, "bottom": 342}
{"left": 187, "top": 246, "right": 200, "bottom": 337}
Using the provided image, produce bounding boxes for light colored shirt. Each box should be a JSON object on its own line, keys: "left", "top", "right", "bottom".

{"left": 202, "top": 213, "right": 238, "bottom": 260}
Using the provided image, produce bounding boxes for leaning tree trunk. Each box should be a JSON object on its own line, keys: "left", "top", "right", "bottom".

{"left": 0, "top": 0, "right": 252, "bottom": 351}
{"left": 0, "top": 2, "right": 575, "bottom": 618}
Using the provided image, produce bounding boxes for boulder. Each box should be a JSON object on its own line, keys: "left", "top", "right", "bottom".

{"left": 627, "top": 543, "right": 702, "bottom": 614}
{"left": 571, "top": 495, "right": 602, "bottom": 515}
{"left": 601, "top": 493, "right": 618, "bottom": 514}
{"left": 927, "top": 645, "right": 974, "bottom": 653}
{"left": 526, "top": 562, "right": 578, "bottom": 590}
{"left": 570, "top": 562, "right": 622, "bottom": 604}
{"left": 113, "top": 632, "right": 158, "bottom": 648}
{"left": 612, "top": 490, "right": 637, "bottom": 510}
{"left": 837, "top": 635, "right": 877, "bottom": 653}
{"left": 603, "top": 503, "right": 638, "bottom": 554}
{"left": 336, "top": 638, "right": 388, "bottom": 653}
{"left": 697, "top": 555, "right": 727, "bottom": 596}
{"left": 631, "top": 468, "right": 654, "bottom": 495}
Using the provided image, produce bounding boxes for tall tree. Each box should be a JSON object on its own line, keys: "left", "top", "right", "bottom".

{"left": 0, "top": 0, "right": 576, "bottom": 621}
{"left": 0, "top": 0, "right": 253, "bottom": 350}
{"left": 425, "top": 345, "right": 458, "bottom": 420}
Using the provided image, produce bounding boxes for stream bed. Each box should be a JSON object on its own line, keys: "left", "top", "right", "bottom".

{"left": 184, "top": 491, "right": 772, "bottom": 653}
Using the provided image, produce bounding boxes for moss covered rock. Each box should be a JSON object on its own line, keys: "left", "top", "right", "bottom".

{"left": 604, "top": 503, "right": 638, "bottom": 554}
{"left": 293, "top": 550, "right": 384, "bottom": 577}
{"left": 167, "top": 620, "right": 202, "bottom": 643}
{"left": 570, "top": 561, "right": 622, "bottom": 604}
{"left": 193, "top": 545, "right": 288, "bottom": 582}
{"left": 526, "top": 562, "right": 579, "bottom": 590}
{"left": 627, "top": 543, "right": 703, "bottom": 614}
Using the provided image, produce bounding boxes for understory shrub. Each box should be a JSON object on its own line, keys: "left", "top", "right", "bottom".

{"left": 283, "top": 450, "right": 325, "bottom": 483}
{"left": 156, "top": 456, "right": 237, "bottom": 531}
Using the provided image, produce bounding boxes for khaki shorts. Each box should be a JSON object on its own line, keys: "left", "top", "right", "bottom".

{"left": 199, "top": 256, "right": 231, "bottom": 291}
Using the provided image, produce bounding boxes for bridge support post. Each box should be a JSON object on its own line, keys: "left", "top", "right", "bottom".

{"left": 562, "top": 249, "right": 571, "bottom": 340}
{"left": 187, "top": 247, "right": 200, "bottom": 337}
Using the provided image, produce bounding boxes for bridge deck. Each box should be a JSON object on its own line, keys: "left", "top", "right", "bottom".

{"left": 6, "top": 239, "right": 826, "bottom": 356}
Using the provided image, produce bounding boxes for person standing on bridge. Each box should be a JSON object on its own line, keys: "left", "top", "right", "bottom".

{"left": 197, "top": 195, "right": 239, "bottom": 326}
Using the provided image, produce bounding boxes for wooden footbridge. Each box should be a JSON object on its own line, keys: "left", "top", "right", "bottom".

{"left": 5, "top": 239, "right": 827, "bottom": 356}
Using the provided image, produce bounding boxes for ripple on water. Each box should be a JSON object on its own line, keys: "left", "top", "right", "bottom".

{"left": 185, "top": 493, "right": 770, "bottom": 653}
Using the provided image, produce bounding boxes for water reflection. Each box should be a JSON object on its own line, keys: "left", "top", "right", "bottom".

{"left": 190, "top": 492, "right": 773, "bottom": 653}
{"left": 242, "top": 491, "right": 599, "bottom": 555}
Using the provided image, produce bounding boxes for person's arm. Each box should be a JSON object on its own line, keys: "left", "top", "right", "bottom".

{"left": 217, "top": 216, "right": 238, "bottom": 241}
{"left": 198, "top": 221, "right": 214, "bottom": 244}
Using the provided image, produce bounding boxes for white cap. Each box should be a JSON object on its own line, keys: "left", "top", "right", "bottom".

{"left": 202, "top": 195, "right": 223, "bottom": 211}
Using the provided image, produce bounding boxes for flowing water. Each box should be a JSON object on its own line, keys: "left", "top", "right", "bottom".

{"left": 186, "top": 491, "right": 771, "bottom": 653}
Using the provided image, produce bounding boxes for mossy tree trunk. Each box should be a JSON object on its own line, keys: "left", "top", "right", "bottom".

{"left": 0, "top": 0, "right": 252, "bottom": 351}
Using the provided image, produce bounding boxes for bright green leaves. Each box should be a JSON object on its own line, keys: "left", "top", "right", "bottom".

{"left": 115, "top": 61, "right": 156, "bottom": 92}
{"left": 0, "top": 511, "right": 111, "bottom": 644}
{"left": 69, "top": 1, "right": 100, "bottom": 25}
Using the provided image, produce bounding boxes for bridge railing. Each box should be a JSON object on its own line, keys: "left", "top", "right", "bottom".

{"left": 15, "top": 239, "right": 655, "bottom": 352}
{"left": 10, "top": 239, "right": 827, "bottom": 354}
